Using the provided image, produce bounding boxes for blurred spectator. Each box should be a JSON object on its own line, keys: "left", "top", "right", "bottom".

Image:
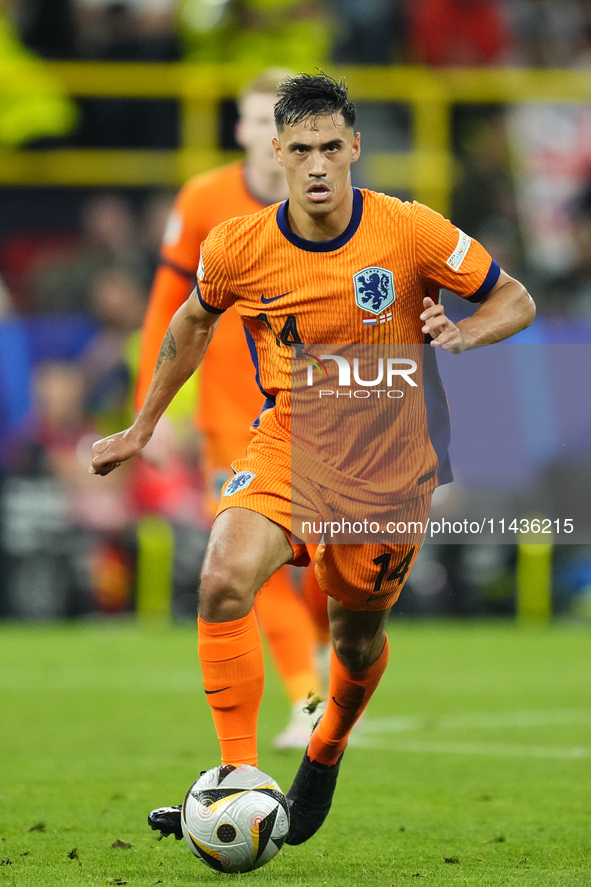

{"left": 33, "top": 192, "right": 148, "bottom": 312}
{"left": 180, "top": 0, "right": 331, "bottom": 67}
{"left": 77, "top": 265, "right": 146, "bottom": 429}
{"left": 539, "top": 181, "right": 591, "bottom": 319}
{"left": 234, "top": 0, "right": 331, "bottom": 67}
{"left": 0, "top": 273, "right": 13, "bottom": 317}
{"left": 406, "top": 0, "right": 515, "bottom": 66}
{"left": 576, "top": 0, "right": 591, "bottom": 65}
{"left": 507, "top": 102, "right": 591, "bottom": 296}
{"left": 8, "top": 360, "right": 96, "bottom": 479}
{"left": 505, "top": 1, "right": 591, "bottom": 309}
{"left": 2, "top": 360, "right": 135, "bottom": 617}
{"left": 508, "top": 0, "right": 583, "bottom": 67}
{"left": 72, "top": 0, "right": 180, "bottom": 60}
{"left": 452, "top": 109, "right": 522, "bottom": 276}
{"left": 330, "top": 0, "right": 404, "bottom": 64}
{"left": 82, "top": 192, "right": 139, "bottom": 258}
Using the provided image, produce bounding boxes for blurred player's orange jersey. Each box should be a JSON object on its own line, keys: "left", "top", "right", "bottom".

{"left": 197, "top": 188, "right": 500, "bottom": 500}
{"left": 135, "top": 162, "right": 267, "bottom": 464}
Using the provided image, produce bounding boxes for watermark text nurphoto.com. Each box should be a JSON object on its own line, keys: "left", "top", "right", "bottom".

{"left": 299, "top": 517, "right": 574, "bottom": 539}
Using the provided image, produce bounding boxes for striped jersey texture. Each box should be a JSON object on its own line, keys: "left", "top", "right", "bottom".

{"left": 197, "top": 188, "right": 498, "bottom": 499}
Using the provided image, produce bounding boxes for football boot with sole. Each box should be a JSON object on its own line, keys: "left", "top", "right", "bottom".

{"left": 285, "top": 751, "right": 343, "bottom": 845}
{"left": 148, "top": 805, "right": 183, "bottom": 840}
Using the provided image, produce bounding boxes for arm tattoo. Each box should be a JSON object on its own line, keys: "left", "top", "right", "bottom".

{"left": 155, "top": 328, "right": 177, "bottom": 372}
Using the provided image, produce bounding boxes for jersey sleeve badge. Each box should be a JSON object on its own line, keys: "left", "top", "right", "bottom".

{"left": 353, "top": 267, "right": 396, "bottom": 315}
{"left": 445, "top": 230, "right": 472, "bottom": 271}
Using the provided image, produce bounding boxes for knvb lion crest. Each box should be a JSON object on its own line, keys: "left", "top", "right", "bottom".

{"left": 353, "top": 267, "right": 395, "bottom": 316}
{"left": 223, "top": 471, "right": 256, "bottom": 497}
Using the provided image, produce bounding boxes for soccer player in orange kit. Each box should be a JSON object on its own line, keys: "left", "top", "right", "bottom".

{"left": 91, "top": 73, "right": 536, "bottom": 846}
{"left": 136, "top": 69, "right": 330, "bottom": 749}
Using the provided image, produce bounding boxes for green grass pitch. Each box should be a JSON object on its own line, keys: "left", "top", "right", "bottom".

{"left": 1, "top": 619, "right": 590, "bottom": 886}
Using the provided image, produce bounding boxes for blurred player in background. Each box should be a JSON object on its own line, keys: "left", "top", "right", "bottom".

{"left": 135, "top": 69, "right": 330, "bottom": 749}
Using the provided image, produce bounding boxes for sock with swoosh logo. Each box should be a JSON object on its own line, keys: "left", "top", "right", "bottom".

{"left": 307, "top": 635, "right": 389, "bottom": 766}
{"left": 198, "top": 611, "right": 264, "bottom": 766}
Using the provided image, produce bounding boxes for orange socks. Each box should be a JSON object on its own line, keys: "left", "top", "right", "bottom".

{"left": 198, "top": 611, "right": 264, "bottom": 767}
{"left": 307, "top": 635, "right": 390, "bottom": 766}
{"left": 254, "top": 565, "right": 320, "bottom": 703}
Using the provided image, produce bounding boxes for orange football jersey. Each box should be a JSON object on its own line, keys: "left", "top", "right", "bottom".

{"left": 135, "top": 162, "right": 268, "bottom": 458}
{"left": 197, "top": 188, "right": 499, "bottom": 500}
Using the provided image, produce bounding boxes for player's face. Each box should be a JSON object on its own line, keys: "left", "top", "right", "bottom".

{"left": 235, "top": 93, "right": 278, "bottom": 173}
{"left": 272, "top": 113, "right": 360, "bottom": 217}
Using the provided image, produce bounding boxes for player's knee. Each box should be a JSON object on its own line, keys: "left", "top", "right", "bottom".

{"left": 331, "top": 634, "right": 375, "bottom": 673}
{"left": 199, "top": 558, "right": 256, "bottom": 622}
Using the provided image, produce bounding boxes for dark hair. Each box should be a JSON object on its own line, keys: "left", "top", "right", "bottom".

{"left": 274, "top": 72, "right": 356, "bottom": 131}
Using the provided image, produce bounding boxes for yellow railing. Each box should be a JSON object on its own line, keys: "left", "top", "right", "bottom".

{"left": 2, "top": 63, "right": 591, "bottom": 215}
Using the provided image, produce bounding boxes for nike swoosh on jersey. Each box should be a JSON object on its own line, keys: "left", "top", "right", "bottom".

{"left": 261, "top": 291, "right": 293, "bottom": 304}
{"left": 204, "top": 686, "right": 231, "bottom": 694}
{"left": 365, "top": 590, "right": 395, "bottom": 602}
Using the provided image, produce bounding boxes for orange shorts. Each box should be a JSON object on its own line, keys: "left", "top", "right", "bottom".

{"left": 215, "top": 414, "right": 431, "bottom": 612}
{"left": 202, "top": 429, "right": 253, "bottom": 517}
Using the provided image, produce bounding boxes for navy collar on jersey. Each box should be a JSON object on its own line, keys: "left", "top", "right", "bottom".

{"left": 276, "top": 187, "right": 363, "bottom": 252}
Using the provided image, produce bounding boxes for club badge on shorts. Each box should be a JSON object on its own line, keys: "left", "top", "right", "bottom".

{"left": 223, "top": 471, "right": 256, "bottom": 496}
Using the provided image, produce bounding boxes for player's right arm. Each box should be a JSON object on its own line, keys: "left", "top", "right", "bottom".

{"left": 90, "top": 292, "right": 220, "bottom": 476}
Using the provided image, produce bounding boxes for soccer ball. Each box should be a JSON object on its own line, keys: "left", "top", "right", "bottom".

{"left": 181, "top": 764, "right": 290, "bottom": 873}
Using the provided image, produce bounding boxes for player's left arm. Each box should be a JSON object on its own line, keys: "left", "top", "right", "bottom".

{"left": 420, "top": 269, "right": 536, "bottom": 353}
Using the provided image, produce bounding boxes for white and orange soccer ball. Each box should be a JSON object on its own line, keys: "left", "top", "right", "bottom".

{"left": 181, "top": 764, "right": 290, "bottom": 873}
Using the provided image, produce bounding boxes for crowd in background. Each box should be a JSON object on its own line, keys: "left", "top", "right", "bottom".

{"left": 8, "top": 0, "right": 591, "bottom": 68}
{"left": 1, "top": 0, "right": 591, "bottom": 620}
{"left": 2, "top": 0, "right": 591, "bottom": 315}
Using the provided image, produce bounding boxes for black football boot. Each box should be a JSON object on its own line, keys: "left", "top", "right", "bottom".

{"left": 148, "top": 805, "right": 183, "bottom": 840}
{"left": 285, "top": 751, "right": 343, "bottom": 845}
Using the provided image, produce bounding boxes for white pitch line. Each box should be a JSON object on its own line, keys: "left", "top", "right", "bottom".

{"left": 357, "top": 709, "right": 591, "bottom": 735}
{"left": 348, "top": 738, "right": 591, "bottom": 760}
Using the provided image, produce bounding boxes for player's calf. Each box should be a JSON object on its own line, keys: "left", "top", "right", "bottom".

{"left": 328, "top": 601, "right": 390, "bottom": 673}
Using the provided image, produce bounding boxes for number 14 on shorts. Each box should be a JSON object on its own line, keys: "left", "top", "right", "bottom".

{"left": 367, "top": 547, "right": 416, "bottom": 601}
